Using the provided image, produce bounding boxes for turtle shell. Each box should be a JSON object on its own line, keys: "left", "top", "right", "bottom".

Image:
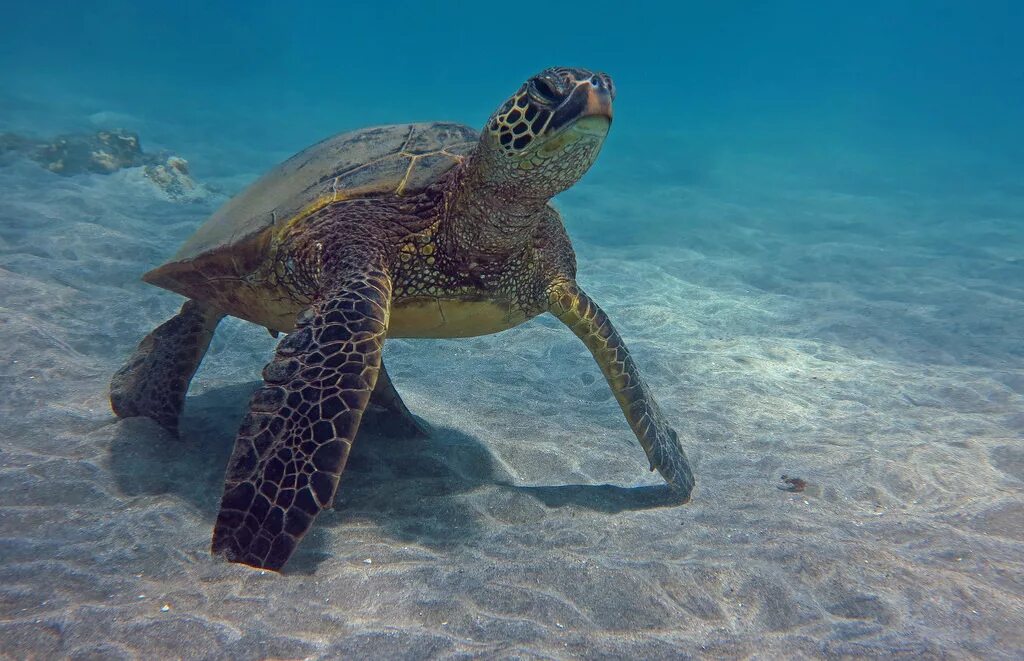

{"left": 143, "top": 122, "right": 477, "bottom": 299}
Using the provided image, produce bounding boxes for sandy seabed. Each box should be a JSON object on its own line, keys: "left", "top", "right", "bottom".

{"left": 0, "top": 122, "right": 1022, "bottom": 659}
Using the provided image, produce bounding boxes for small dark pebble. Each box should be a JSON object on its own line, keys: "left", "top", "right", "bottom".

{"left": 779, "top": 475, "right": 807, "bottom": 493}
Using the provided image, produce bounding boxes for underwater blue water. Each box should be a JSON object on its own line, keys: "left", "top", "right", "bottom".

{"left": 3, "top": 1, "right": 1022, "bottom": 176}
{"left": 1, "top": 1, "right": 1022, "bottom": 658}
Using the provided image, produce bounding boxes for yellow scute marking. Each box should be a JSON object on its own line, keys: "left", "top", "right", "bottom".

{"left": 389, "top": 297, "right": 527, "bottom": 338}
{"left": 275, "top": 191, "right": 353, "bottom": 239}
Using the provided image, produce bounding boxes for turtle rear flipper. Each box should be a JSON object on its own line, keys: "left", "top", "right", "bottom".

{"left": 212, "top": 255, "right": 392, "bottom": 571}
{"left": 362, "top": 361, "right": 431, "bottom": 439}
{"left": 110, "top": 299, "right": 224, "bottom": 434}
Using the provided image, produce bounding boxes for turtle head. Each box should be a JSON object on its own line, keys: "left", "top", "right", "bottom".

{"left": 477, "top": 67, "right": 615, "bottom": 200}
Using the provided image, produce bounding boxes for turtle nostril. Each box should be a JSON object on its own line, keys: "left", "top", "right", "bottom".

{"left": 599, "top": 74, "right": 616, "bottom": 100}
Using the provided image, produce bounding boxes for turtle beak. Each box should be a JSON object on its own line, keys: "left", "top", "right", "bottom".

{"left": 574, "top": 85, "right": 613, "bottom": 136}
{"left": 550, "top": 78, "right": 614, "bottom": 134}
{"left": 582, "top": 77, "right": 614, "bottom": 122}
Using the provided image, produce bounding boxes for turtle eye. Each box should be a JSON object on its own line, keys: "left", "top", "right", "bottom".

{"left": 529, "top": 77, "right": 561, "bottom": 104}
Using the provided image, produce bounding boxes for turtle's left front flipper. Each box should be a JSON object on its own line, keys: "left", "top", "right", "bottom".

{"left": 548, "top": 281, "right": 695, "bottom": 498}
{"left": 211, "top": 259, "right": 392, "bottom": 571}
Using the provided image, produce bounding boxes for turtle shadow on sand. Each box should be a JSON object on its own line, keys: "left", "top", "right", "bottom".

{"left": 108, "top": 380, "right": 683, "bottom": 573}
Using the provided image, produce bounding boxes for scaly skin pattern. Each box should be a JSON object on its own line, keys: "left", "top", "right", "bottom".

{"left": 548, "top": 282, "right": 695, "bottom": 496}
{"left": 109, "top": 299, "right": 223, "bottom": 433}
{"left": 268, "top": 189, "right": 567, "bottom": 332}
{"left": 203, "top": 66, "right": 696, "bottom": 570}
{"left": 212, "top": 242, "right": 392, "bottom": 570}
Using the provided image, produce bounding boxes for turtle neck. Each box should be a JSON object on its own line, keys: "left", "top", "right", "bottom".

{"left": 440, "top": 148, "right": 551, "bottom": 262}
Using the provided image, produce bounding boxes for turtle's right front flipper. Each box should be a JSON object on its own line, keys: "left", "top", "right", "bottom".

{"left": 211, "top": 260, "right": 392, "bottom": 571}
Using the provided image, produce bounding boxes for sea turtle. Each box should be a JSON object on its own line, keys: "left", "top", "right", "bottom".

{"left": 110, "top": 67, "right": 695, "bottom": 571}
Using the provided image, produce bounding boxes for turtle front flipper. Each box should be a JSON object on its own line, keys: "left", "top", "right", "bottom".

{"left": 548, "top": 282, "right": 695, "bottom": 498}
{"left": 110, "top": 299, "right": 224, "bottom": 434}
{"left": 362, "top": 360, "right": 431, "bottom": 438}
{"left": 211, "top": 260, "right": 392, "bottom": 571}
